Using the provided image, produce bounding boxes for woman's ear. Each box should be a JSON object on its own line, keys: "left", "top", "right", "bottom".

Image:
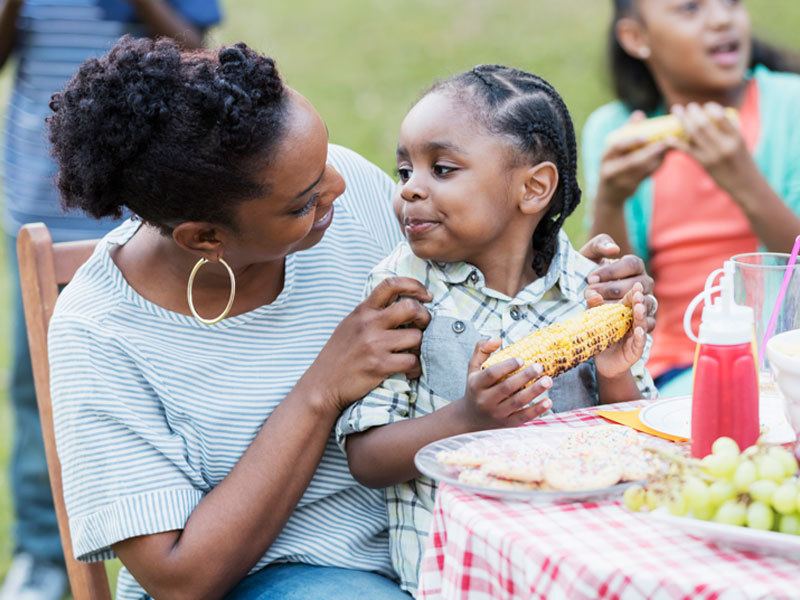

{"left": 616, "top": 16, "right": 651, "bottom": 61}
{"left": 519, "top": 161, "right": 559, "bottom": 216}
{"left": 172, "top": 222, "right": 228, "bottom": 260}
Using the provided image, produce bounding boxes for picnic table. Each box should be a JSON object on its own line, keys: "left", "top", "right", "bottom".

{"left": 417, "top": 401, "right": 800, "bottom": 600}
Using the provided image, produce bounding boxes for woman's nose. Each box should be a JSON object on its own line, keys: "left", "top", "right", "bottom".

{"left": 706, "top": 0, "right": 734, "bottom": 29}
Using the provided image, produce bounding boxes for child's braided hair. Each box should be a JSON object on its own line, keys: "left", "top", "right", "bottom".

{"left": 430, "top": 64, "right": 581, "bottom": 277}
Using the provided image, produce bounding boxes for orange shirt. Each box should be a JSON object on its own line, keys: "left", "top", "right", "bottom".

{"left": 648, "top": 81, "right": 760, "bottom": 378}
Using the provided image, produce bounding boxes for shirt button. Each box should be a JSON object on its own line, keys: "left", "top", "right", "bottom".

{"left": 510, "top": 308, "right": 522, "bottom": 320}
{"left": 452, "top": 320, "right": 466, "bottom": 334}
{"left": 468, "top": 271, "right": 479, "bottom": 284}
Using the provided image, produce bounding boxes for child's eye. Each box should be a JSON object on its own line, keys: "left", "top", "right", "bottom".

{"left": 396, "top": 167, "right": 411, "bottom": 183}
{"left": 433, "top": 164, "right": 456, "bottom": 177}
{"left": 290, "top": 194, "right": 319, "bottom": 217}
{"left": 676, "top": 0, "right": 700, "bottom": 13}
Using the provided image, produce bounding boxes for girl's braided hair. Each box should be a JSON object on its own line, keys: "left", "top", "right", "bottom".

{"left": 48, "top": 36, "right": 288, "bottom": 234}
{"left": 610, "top": 0, "right": 800, "bottom": 112}
{"left": 431, "top": 64, "right": 581, "bottom": 277}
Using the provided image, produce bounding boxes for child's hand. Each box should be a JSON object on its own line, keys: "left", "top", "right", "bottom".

{"left": 669, "top": 102, "right": 752, "bottom": 194}
{"left": 592, "top": 282, "right": 648, "bottom": 379}
{"left": 455, "top": 339, "right": 553, "bottom": 431}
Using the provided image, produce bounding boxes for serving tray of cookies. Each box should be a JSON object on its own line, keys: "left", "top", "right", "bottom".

{"left": 415, "top": 424, "right": 670, "bottom": 503}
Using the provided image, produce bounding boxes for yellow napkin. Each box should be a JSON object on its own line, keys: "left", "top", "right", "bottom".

{"left": 595, "top": 408, "right": 688, "bottom": 443}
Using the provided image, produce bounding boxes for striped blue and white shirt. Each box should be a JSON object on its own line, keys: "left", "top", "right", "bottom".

{"left": 48, "top": 145, "right": 404, "bottom": 600}
{"left": 2, "top": 0, "right": 221, "bottom": 242}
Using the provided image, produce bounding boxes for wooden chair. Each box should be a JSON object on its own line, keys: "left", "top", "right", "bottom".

{"left": 17, "top": 223, "right": 112, "bottom": 600}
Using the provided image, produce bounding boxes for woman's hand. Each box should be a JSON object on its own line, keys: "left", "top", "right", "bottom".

{"left": 454, "top": 339, "right": 553, "bottom": 430}
{"left": 304, "top": 277, "right": 431, "bottom": 416}
{"left": 597, "top": 111, "right": 670, "bottom": 205}
{"left": 669, "top": 102, "right": 752, "bottom": 196}
{"left": 591, "top": 283, "right": 647, "bottom": 379}
{"left": 579, "top": 233, "right": 657, "bottom": 333}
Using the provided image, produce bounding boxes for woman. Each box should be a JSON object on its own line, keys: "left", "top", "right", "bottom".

{"left": 47, "top": 37, "right": 655, "bottom": 599}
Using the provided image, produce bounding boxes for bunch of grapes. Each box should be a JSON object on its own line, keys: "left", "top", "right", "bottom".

{"left": 624, "top": 437, "right": 800, "bottom": 533}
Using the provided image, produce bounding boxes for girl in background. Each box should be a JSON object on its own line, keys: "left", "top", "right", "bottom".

{"left": 584, "top": 0, "right": 800, "bottom": 396}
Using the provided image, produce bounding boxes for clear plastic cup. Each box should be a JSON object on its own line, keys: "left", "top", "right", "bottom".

{"left": 731, "top": 253, "right": 800, "bottom": 390}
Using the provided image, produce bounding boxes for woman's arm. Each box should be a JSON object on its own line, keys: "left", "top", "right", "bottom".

{"left": 112, "top": 277, "right": 432, "bottom": 600}
{"left": 126, "top": 0, "right": 205, "bottom": 49}
{"left": 0, "top": 0, "right": 23, "bottom": 70}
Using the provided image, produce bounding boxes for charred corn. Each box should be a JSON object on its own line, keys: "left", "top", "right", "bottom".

{"left": 606, "top": 108, "right": 738, "bottom": 148}
{"left": 482, "top": 303, "right": 633, "bottom": 379}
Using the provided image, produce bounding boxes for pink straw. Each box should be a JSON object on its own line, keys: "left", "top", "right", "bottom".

{"left": 759, "top": 234, "right": 800, "bottom": 364}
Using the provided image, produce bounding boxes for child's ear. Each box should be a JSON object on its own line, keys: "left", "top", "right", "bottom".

{"left": 519, "top": 161, "right": 559, "bottom": 216}
{"left": 615, "top": 16, "right": 651, "bottom": 61}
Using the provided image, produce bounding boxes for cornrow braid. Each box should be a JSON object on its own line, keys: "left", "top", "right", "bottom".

{"left": 431, "top": 65, "right": 582, "bottom": 276}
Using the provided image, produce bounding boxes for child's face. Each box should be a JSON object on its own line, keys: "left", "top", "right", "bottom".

{"left": 394, "top": 92, "right": 532, "bottom": 264}
{"left": 636, "top": 0, "right": 751, "bottom": 96}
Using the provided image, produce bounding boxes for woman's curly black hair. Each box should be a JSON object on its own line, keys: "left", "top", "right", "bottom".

{"left": 610, "top": 0, "right": 800, "bottom": 113}
{"left": 48, "top": 35, "right": 288, "bottom": 234}
{"left": 430, "top": 65, "right": 581, "bottom": 277}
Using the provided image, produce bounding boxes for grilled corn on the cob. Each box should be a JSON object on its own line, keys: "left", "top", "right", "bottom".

{"left": 606, "top": 108, "right": 738, "bottom": 148}
{"left": 482, "top": 303, "right": 633, "bottom": 379}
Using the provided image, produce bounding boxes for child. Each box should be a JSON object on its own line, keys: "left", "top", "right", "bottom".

{"left": 584, "top": 0, "right": 800, "bottom": 397}
{"left": 336, "top": 65, "right": 655, "bottom": 596}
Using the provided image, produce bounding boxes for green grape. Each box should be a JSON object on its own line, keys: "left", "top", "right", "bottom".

{"left": 778, "top": 514, "right": 800, "bottom": 535}
{"left": 733, "top": 460, "right": 757, "bottom": 492}
{"left": 772, "top": 482, "right": 798, "bottom": 515}
{"left": 702, "top": 453, "right": 738, "bottom": 480}
{"left": 767, "top": 446, "right": 799, "bottom": 477}
{"left": 709, "top": 479, "right": 736, "bottom": 505}
{"left": 756, "top": 455, "right": 786, "bottom": 483}
{"left": 749, "top": 479, "right": 779, "bottom": 504}
{"left": 623, "top": 485, "right": 646, "bottom": 512}
{"left": 712, "top": 437, "right": 741, "bottom": 458}
{"left": 646, "top": 488, "right": 661, "bottom": 511}
{"left": 746, "top": 501, "right": 775, "bottom": 530}
{"left": 713, "top": 500, "right": 747, "bottom": 526}
{"left": 683, "top": 476, "right": 711, "bottom": 513}
{"left": 667, "top": 493, "right": 688, "bottom": 516}
{"left": 691, "top": 503, "right": 716, "bottom": 521}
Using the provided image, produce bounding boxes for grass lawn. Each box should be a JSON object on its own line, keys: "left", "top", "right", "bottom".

{"left": 0, "top": 0, "right": 798, "bottom": 595}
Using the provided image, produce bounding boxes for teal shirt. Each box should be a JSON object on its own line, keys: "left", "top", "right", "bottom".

{"left": 582, "top": 65, "right": 800, "bottom": 264}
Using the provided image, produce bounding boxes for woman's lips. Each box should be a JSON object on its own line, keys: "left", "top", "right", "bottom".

{"left": 404, "top": 218, "right": 439, "bottom": 236}
{"left": 311, "top": 206, "right": 334, "bottom": 231}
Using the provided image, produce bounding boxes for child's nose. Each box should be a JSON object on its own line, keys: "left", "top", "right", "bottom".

{"left": 400, "top": 176, "right": 428, "bottom": 202}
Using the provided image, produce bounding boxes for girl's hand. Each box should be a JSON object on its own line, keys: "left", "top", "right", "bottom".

{"left": 592, "top": 283, "right": 648, "bottom": 379}
{"left": 304, "top": 277, "right": 432, "bottom": 416}
{"left": 455, "top": 339, "right": 553, "bottom": 430}
{"left": 670, "top": 102, "right": 752, "bottom": 194}
{"left": 598, "top": 111, "right": 670, "bottom": 204}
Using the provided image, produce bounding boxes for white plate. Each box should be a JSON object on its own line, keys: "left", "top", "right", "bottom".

{"left": 639, "top": 394, "right": 795, "bottom": 445}
{"left": 649, "top": 508, "right": 800, "bottom": 560}
{"left": 415, "top": 426, "right": 639, "bottom": 503}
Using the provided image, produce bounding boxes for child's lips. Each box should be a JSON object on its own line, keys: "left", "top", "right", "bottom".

{"left": 404, "top": 218, "right": 439, "bottom": 236}
{"left": 707, "top": 40, "right": 741, "bottom": 68}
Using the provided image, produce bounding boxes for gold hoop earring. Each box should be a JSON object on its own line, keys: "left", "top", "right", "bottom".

{"left": 187, "top": 257, "right": 236, "bottom": 325}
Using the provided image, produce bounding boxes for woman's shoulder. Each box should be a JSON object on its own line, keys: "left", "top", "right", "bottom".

{"left": 754, "top": 65, "right": 800, "bottom": 114}
{"left": 51, "top": 221, "right": 136, "bottom": 326}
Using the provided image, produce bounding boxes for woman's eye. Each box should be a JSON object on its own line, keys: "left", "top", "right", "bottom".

{"left": 291, "top": 194, "right": 318, "bottom": 216}
{"left": 396, "top": 167, "right": 411, "bottom": 183}
{"left": 433, "top": 164, "right": 456, "bottom": 177}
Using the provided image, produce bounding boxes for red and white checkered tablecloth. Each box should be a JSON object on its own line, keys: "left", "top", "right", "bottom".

{"left": 417, "top": 401, "right": 800, "bottom": 600}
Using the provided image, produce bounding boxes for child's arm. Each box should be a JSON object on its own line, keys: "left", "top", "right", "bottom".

{"left": 341, "top": 341, "right": 553, "bottom": 489}
{"left": 591, "top": 283, "right": 653, "bottom": 404}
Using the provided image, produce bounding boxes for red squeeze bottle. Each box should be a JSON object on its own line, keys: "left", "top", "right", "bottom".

{"left": 684, "top": 261, "right": 759, "bottom": 458}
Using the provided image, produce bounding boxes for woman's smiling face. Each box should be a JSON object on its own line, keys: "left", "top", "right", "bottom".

{"left": 395, "top": 91, "right": 525, "bottom": 264}
{"left": 227, "top": 89, "right": 346, "bottom": 264}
